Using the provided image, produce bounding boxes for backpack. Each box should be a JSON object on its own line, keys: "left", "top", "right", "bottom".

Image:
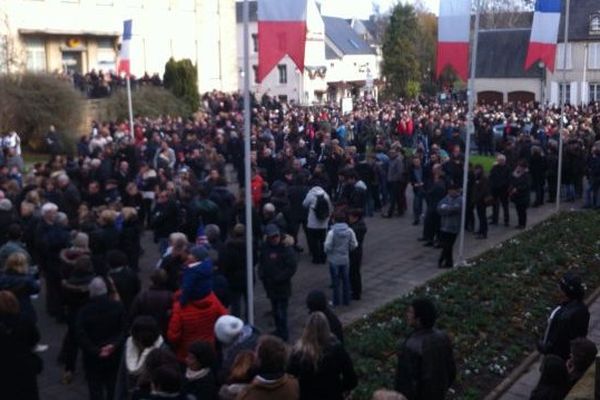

{"left": 313, "top": 194, "right": 330, "bottom": 221}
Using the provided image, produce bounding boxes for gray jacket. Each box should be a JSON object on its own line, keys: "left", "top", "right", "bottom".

{"left": 324, "top": 223, "right": 358, "bottom": 266}
{"left": 437, "top": 194, "right": 463, "bottom": 234}
{"left": 387, "top": 154, "right": 405, "bottom": 183}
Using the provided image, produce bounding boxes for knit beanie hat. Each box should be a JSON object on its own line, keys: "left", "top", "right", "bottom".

{"left": 180, "top": 258, "right": 213, "bottom": 305}
{"left": 214, "top": 315, "right": 244, "bottom": 345}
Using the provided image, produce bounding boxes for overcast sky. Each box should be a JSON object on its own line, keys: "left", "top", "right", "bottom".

{"left": 320, "top": 0, "right": 440, "bottom": 19}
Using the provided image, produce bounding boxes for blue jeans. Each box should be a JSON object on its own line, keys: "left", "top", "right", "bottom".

{"left": 329, "top": 264, "right": 350, "bottom": 306}
{"left": 270, "top": 298, "right": 289, "bottom": 341}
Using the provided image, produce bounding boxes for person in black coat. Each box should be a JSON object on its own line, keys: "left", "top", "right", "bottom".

{"left": 509, "top": 160, "right": 532, "bottom": 229}
{"left": 151, "top": 191, "right": 181, "bottom": 255}
{"left": 395, "top": 298, "right": 456, "bottom": 400}
{"left": 529, "top": 146, "right": 547, "bottom": 207}
{"left": 348, "top": 209, "right": 367, "bottom": 300}
{"left": 538, "top": 272, "right": 590, "bottom": 360}
{"left": 422, "top": 164, "right": 446, "bottom": 246}
{"left": 306, "top": 290, "right": 344, "bottom": 344}
{"left": 76, "top": 277, "right": 127, "bottom": 400}
{"left": 529, "top": 355, "right": 570, "bottom": 400}
{"left": 90, "top": 209, "right": 121, "bottom": 274}
{"left": 36, "top": 203, "right": 70, "bottom": 318}
{"left": 0, "top": 290, "right": 43, "bottom": 400}
{"left": 183, "top": 341, "right": 219, "bottom": 400}
{"left": 107, "top": 250, "right": 141, "bottom": 313}
{"left": 119, "top": 207, "right": 143, "bottom": 272}
{"left": 129, "top": 269, "right": 173, "bottom": 338}
{"left": 258, "top": 224, "right": 297, "bottom": 342}
{"left": 489, "top": 154, "right": 511, "bottom": 226}
{"left": 220, "top": 224, "right": 253, "bottom": 320}
{"left": 288, "top": 312, "right": 357, "bottom": 400}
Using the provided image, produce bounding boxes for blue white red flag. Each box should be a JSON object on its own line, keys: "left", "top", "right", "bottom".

{"left": 118, "top": 20, "right": 132, "bottom": 77}
{"left": 436, "top": 0, "right": 471, "bottom": 82}
{"left": 524, "top": 0, "right": 561, "bottom": 72}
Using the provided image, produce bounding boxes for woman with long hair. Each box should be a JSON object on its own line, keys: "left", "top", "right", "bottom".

{"left": 287, "top": 312, "right": 357, "bottom": 400}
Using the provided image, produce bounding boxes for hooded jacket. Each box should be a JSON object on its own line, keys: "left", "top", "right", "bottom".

{"left": 167, "top": 291, "right": 227, "bottom": 361}
{"left": 302, "top": 186, "right": 332, "bottom": 230}
{"left": 238, "top": 374, "right": 299, "bottom": 400}
{"left": 324, "top": 223, "right": 358, "bottom": 266}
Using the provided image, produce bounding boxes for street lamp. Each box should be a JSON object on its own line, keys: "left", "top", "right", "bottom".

{"left": 538, "top": 61, "right": 546, "bottom": 106}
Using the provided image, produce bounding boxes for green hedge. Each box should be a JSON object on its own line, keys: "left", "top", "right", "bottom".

{"left": 102, "top": 86, "right": 192, "bottom": 121}
{"left": 347, "top": 211, "right": 600, "bottom": 399}
{"left": 0, "top": 74, "right": 83, "bottom": 152}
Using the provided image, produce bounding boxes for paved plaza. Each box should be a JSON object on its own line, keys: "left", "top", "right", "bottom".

{"left": 34, "top": 195, "right": 577, "bottom": 400}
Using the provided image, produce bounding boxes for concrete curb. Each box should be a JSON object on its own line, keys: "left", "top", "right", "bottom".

{"left": 484, "top": 285, "right": 600, "bottom": 400}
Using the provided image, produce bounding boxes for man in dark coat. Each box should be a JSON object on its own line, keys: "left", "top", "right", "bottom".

{"left": 395, "top": 298, "right": 456, "bottom": 400}
{"left": 151, "top": 191, "right": 181, "bottom": 255}
{"left": 489, "top": 154, "right": 511, "bottom": 226}
{"left": 106, "top": 250, "right": 140, "bottom": 312}
{"left": 35, "top": 202, "right": 70, "bottom": 318}
{"left": 538, "top": 272, "right": 590, "bottom": 360}
{"left": 57, "top": 174, "right": 82, "bottom": 224}
{"left": 258, "top": 224, "right": 297, "bottom": 341}
{"left": 76, "top": 277, "right": 127, "bottom": 400}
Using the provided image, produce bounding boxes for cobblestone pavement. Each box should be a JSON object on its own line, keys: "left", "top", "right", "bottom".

{"left": 36, "top": 197, "right": 574, "bottom": 399}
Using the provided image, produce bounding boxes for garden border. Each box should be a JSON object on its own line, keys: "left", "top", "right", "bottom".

{"left": 483, "top": 285, "right": 600, "bottom": 400}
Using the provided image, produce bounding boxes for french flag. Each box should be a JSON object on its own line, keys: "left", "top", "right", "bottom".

{"left": 118, "top": 20, "right": 132, "bottom": 77}
{"left": 436, "top": 0, "right": 471, "bottom": 82}
{"left": 524, "top": 0, "right": 561, "bottom": 72}
{"left": 257, "top": 0, "right": 307, "bottom": 83}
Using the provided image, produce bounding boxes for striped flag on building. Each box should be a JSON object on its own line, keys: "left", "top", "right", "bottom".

{"left": 524, "top": 0, "right": 561, "bottom": 72}
{"left": 436, "top": 0, "right": 471, "bottom": 82}
{"left": 118, "top": 19, "right": 132, "bottom": 77}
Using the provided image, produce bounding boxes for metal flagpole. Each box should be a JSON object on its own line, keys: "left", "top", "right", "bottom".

{"left": 126, "top": 76, "right": 134, "bottom": 136}
{"left": 243, "top": 0, "right": 255, "bottom": 325}
{"left": 555, "top": 0, "right": 570, "bottom": 212}
{"left": 457, "top": 0, "right": 481, "bottom": 266}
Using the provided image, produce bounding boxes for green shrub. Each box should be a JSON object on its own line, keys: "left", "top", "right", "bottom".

{"left": 163, "top": 58, "right": 200, "bottom": 112}
{"left": 102, "top": 86, "right": 192, "bottom": 121}
{"left": 0, "top": 73, "right": 83, "bottom": 152}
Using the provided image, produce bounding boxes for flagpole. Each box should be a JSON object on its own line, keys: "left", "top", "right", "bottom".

{"left": 126, "top": 75, "right": 134, "bottom": 136}
{"left": 457, "top": 0, "right": 481, "bottom": 266}
{"left": 243, "top": 0, "right": 255, "bottom": 325}
{"left": 555, "top": 0, "right": 570, "bottom": 212}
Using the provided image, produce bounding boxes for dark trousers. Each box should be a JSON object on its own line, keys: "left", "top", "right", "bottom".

{"left": 387, "top": 181, "right": 405, "bottom": 216}
{"left": 492, "top": 191, "right": 509, "bottom": 224}
{"left": 412, "top": 190, "right": 425, "bottom": 223}
{"left": 476, "top": 203, "right": 488, "bottom": 236}
{"left": 423, "top": 210, "right": 441, "bottom": 242}
{"left": 307, "top": 227, "right": 327, "bottom": 263}
{"left": 43, "top": 268, "right": 63, "bottom": 318}
{"left": 547, "top": 175, "right": 557, "bottom": 202}
{"left": 533, "top": 179, "right": 545, "bottom": 205}
{"left": 515, "top": 204, "right": 528, "bottom": 227}
{"left": 349, "top": 248, "right": 363, "bottom": 300}
{"left": 229, "top": 290, "right": 248, "bottom": 322}
{"left": 438, "top": 231, "right": 457, "bottom": 268}
{"left": 270, "top": 298, "right": 289, "bottom": 341}
{"left": 59, "top": 315, "right": 79, "bottom": 372}
{"left": 86, "top": 369, "right": 117, "bottom": 400}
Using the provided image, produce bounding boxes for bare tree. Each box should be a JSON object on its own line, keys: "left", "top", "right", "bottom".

{"left": 0, "top": 11, "right": 25, "bottom": 73}
{"left": 478, "top": 0, "right": 535, "bottom": 29}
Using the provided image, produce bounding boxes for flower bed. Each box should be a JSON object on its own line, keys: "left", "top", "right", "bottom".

{"left": 346, "top": 211, "right": 600, "bottom": 399}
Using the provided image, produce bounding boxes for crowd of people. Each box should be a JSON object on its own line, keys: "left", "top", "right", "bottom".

{"left": 0, "top": 90, "right": 599, "bottom": 399}
{"left": 56, "top": 69, "right": 163, "bottom": 99}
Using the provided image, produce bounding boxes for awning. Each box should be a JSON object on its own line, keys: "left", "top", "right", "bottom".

{"left": 18, "top": 28, "right": 119, "bottom": 37}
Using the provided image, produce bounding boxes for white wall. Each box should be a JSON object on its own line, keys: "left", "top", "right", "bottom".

{"left": 1, "top": 0, "right": 238, "bottom": 92}
{"left": 474, "top": 78, "right": 542, "bottom": 102}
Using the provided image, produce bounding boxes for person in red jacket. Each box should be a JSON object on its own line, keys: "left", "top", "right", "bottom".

{"left": 167, "top": 246, "right": 228, "bottom": 362}
{"left": 251, "top": 168, "right": 265, "bottom": 209}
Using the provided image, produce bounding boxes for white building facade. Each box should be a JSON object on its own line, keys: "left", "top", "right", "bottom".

{"left": 235, "top": 0, "right": 379, "bottom": 106}
{"left": 0, "top": 0, "right": 238, "bottom": 93}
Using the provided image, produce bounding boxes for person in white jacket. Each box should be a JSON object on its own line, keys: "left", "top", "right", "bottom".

{"left": 302, "top": 185, "right": 332, "bottom": 264}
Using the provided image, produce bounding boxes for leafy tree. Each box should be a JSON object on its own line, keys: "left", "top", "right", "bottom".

{"left": 381, "top": 4, "right": 420, "bottom": 98}
{"left": 103, "top": 86, "right": 191, "bottom": 121}
{"left": 163, "top": 58, "right": 200, "bottom": 112}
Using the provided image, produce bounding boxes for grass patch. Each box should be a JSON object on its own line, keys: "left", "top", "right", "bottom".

{"left": 346, "top": 211, "right": 600, "bottom": 399}
{"left": 470, "top": 155, "right": 495, "bottom": 173}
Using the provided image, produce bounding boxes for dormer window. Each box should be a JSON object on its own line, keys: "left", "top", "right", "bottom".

{"left": 591, "top": 13, "right": 600, "bottom": 35}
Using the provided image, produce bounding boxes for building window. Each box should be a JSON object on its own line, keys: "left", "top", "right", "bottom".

{"left": 25, "top": 38, "right": 46, "bottom": 72}
{"left": 589, "top": 43, "right": 600, "bottom": 69}
{"left": 252, "top": 65, "right": 259, "bottom": 84}
{"left": 96, "top": 38, "right": 116, "bottom": 71}
{"left": 590, "top": 83, "right": 600, "bottom": 102}
{"left": 591, "top": 15, "right": 600, "bottom": 34}
{"left": 558, "top": 82, "right": 571, "bottom": 104}
{"left": 252, "top": 34, "right": 258, "bottom": 53}
{"left": 278, "top": 95, "right": 288, "bottom": 103}
{"left": 278, "top": 64, "right": 287, "bottom": 84}
{"left": 556, "top": 43, "right": 573, "bottom": 70}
